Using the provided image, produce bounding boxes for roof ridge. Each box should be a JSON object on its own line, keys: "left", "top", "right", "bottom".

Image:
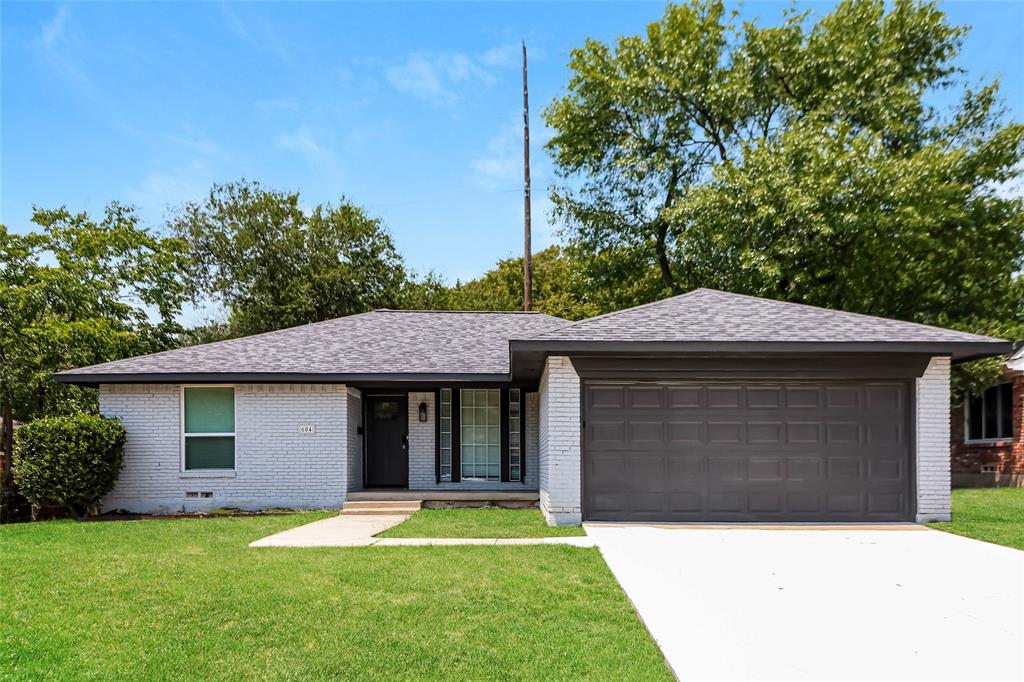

{"left": 62, "top": 309, "right": 385, "bottom": 370}
{"left": 523, "top": 288, "right": 706, "bottom": 340}
{"left": 374, "top": 308, "right": 553, "bottom": 315}
{"left": 697, "top": 288, "right": 1002, "bottom": 341}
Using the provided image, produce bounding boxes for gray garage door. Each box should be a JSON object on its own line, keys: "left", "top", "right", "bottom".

{"left": 583, "top": 381, "right": 913, "bottom": 522}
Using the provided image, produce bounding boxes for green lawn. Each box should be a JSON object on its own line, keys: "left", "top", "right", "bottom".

{"left": 929, "top": 488, "right": 1024, "bottom": 550}
{"left": 378, "top": 506, "right": 586, "bottom": 539}
{"left": 0, "top": 514, "right": 669, "bottom": 681}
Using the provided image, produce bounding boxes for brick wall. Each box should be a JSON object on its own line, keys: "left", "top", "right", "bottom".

{"left": 407, "top": 390, "right": 539, "bottom": 490}
{"left": 950, "top": 374, "right": 1024, "bottom": 484}
{"left": 99, "top": 383, "right": 348, "bottom": 513}
{"left": 346, "top": 388, "right": 363, "bottom": 492}
{"left": 538, "top": 356, "right": 582, "bottom": 525}
{"left": 916, "top": 357, "right": 952, "bottom": 522}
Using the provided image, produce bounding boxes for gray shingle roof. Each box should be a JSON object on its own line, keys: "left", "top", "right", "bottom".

{"left": 524, "top": 289, "right": 1003, "bottom": 344}
{"left": 58, "top": 310, "right": 568, "bottom": 380}
{"left": 58, "top": 289, "right": 1008, "bottom": 384}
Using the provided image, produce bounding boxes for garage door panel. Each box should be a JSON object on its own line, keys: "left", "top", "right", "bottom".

{"left": 629, "top": 421, "right": 665, "bottom": 444}
{"left": 589, "top": 420, "right": 625, "bottom": 446}
{"left": 668, "top": 421, "right": 704, "bottom": 443}
{"left": 584, "top": 379, "right": 912, "bottom": 522}
{"left": 707, "top": 422, "right": 744, "bottom": 443}
{"left": 589, "top": 386, "right": 626, "bottom": 409}
{"left": 866, "top": 385, "right": 903, "bottom": 411}
{"left": 786, "top": 387, "right": 823, "bottom": 409}
{"left": 827, "top": 457, "right": 862, "bottom": 479}
{"left": 747, "top": 387, "right": 782, "bottom": 408}
{"left": 748, "top": 422, "right": 783, "bottom": 444}
{"left": 748, "top": 457, "right": 784, "bottom": 481}
{"left": 707, "top": 387, "right": 742, "bottom": 408}
{"left": 628, "top": 386, "right": 665, "bottom": 409}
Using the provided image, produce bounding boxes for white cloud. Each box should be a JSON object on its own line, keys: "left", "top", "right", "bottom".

{"left": 277, "top": 127, "right": 326, "bottom": 156}
{"left": 470, "top": 121, "right": 522, "bottom": 189}
{"left": 256, "top": 97, "right": 300, "bottom": 112}
{"left": 480, "top": 43, "right": 520, "bottom": 68}
{"left": 40, "top": 5, "right": 68, "bottom": 49}
{"left": 385, "top": 43, "right": 522, "bottom": 106}
{"left": 276, "top": 127, "right": 344, "bottom": 184}
{"left": 123, "top": 159, "right": 214, "bottom": 222}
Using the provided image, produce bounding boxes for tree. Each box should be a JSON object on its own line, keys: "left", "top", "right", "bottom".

{"left": 0, "top": 205, "right": 188, "bottom": 482}
{"left": 545, "top": 0, "right": 1024, "bottom": 346}
{"left": 173, "top": 181, "right": 408, "bottom": 337}
{"left": 448, "top": 246, "right": 599, "bottom": 320}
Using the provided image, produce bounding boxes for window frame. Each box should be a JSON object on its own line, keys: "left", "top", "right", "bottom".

{"left": 963, "top": 382, "right": 1013, "bottom": 444}
{"left": 180, "top": 384, "right": 237, "bottom": 472}
{"left": 434, "top": 386, "right": 526, "bottom": 484}
{"left": 459, "top": 388, "right": 502, "bottom": 482}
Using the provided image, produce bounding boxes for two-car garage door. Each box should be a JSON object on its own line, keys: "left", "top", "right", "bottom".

{"left": 583, "top": 380, "right": 913, "bottom": 522}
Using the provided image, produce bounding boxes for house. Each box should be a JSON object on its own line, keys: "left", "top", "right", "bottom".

{"left": 950, "top": 347, "right": 1024, "bottom": 487}
{"left": 55, "top": 288, "right": 1008, "bottom": 524}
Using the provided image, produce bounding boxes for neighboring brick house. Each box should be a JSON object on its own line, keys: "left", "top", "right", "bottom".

{"left": 56, "top": 288, "right": 1008, "bottom": 524}
{"left": 950, "top": 349, "right": 1024, "bottom": 487}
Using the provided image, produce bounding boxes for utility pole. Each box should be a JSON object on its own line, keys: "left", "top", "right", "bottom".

{"left": 522, "top": 40, "right": 533, "bottom": 312}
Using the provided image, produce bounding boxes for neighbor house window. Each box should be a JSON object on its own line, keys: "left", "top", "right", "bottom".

{"left": 460, "top": 388, "right": 500, "bottom": 481}
{"left": 966, "top": 383, "right": 1013, "bottom": 441}
{"left": 509, "top": 388, "right": 522, "bottom": 481}
{"left": 439, "top": 388, "right": 453, "bottom": 482}
{"left": 182, "top": 386, "right": 235, "bottom": 470}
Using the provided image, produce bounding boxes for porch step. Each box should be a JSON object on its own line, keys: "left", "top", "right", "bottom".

{"left": 340, "top": 500, "right": 422, "bottom": 515}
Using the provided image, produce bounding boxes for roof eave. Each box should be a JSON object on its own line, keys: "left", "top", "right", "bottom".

{"left": 54, "top": 371, "right": 513, "bottom": 388}
{"left": 510, "top": 339, "right": 1011, "bottom": 360}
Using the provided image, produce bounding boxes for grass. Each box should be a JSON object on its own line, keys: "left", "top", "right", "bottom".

{"left": 928, "top": 488, "right": 1024, "bottom": 550}
{"left": 377, "top": 506, "right": 587, "bottom": 539}
{"left": 0, "top": 513, "right": 670, "bottom": 681}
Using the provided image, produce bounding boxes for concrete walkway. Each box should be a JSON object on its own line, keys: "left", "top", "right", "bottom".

{"left": 587, "top": 524, "right": 1024, "bottom": 681}
{"left": 249, "top": 513, "right": 595, "bottom": 548}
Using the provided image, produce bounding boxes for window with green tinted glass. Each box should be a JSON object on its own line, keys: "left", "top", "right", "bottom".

{"left": 183, "top": 387, "right": 235, "bottom": 470}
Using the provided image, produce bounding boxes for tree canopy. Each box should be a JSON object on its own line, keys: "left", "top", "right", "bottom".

{"left": 172, "top": 181, "right": 409, "bottom": 337}
{"left": 0, "top": 205, "right": 188, "bottom": 473}
{"left": 445, "top": 246, "right": 598, "bottom": 321}
{"left": 545, "top": 0, "right": 1024, "bottom": 347}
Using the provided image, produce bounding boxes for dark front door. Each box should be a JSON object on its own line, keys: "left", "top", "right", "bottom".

{"left": 365, "top": 395, "right": 408, "bottom": 488}
{"left": 583, "top": 380, "right": 913, "bottom": 522}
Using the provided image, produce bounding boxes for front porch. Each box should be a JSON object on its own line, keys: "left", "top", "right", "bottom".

{"left": 343, "top": 488, "right": 540, "bottom": 514}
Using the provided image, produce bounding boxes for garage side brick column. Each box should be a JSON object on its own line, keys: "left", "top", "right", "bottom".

{"left": 916, "top": 356, "right": 951, "bottom": 522}
{"left": 538, "top": 356, "right": 582, "bottom": 525}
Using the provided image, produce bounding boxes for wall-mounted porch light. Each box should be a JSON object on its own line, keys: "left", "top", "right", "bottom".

{"left": 418, "top": 402, "right": 428, "bottom": 422}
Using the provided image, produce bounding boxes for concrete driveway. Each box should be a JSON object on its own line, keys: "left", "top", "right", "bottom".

{"left": 586, "top": 525, "right": 1023, "bottom": 681}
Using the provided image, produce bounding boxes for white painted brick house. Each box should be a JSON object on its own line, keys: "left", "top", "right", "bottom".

{"left": 58, "top": 289, "right": 1008, "bottom": 524}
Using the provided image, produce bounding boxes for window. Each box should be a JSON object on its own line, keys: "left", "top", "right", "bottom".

{"left": 509, "top": 388, "right": 522, "bottom": 481}
{"left": 460, "top": 388, "right": 500, "bottom": 481}
{"left": 439, "top": 388, "right": 453, "bottom": 482}
{"left": 965, "top": 383, "right": 1013, "bottom": 442}
{"left": 182, "top": 386, "right": 235, "bottom": 470}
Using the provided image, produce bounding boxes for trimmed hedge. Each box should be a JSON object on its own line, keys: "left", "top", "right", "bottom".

{"left": 12, "top": 414, "right": 126, "bottom": 518}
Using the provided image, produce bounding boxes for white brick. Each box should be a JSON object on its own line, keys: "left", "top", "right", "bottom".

{"left": 538, "top": 356, "right": 582, "bottom": 525}
{"left": 916, "top": 357, "right": 952, "bottom": 522}
{"left": 99, "top": 383, "right": 349, "bottom": 513}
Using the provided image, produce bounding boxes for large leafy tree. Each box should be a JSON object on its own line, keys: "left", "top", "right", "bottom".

{"left": 545, "top": 0, "right": 1024, "bottom": 345}
{"left": 172, "top": 181, "right": 409, "bottom": 337}
{"left": 448, "top": 246, "right": 599, "bottom": 320}
{"left": 0, "top": 205, "right": 188, "bottom": 481}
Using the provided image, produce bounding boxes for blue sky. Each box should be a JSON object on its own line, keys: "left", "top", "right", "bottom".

{"left": 3, "top": 1, "right": 1023, "bottom": 298}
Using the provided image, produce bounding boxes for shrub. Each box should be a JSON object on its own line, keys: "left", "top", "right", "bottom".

{"left": 12, "top": 414, "right": 126, "bottom": 518}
